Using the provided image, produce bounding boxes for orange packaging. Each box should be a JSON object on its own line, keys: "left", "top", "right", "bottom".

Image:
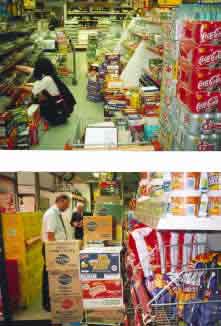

{"left": 208, "top": 173, "right": 221, "bottom": 191}
{"left": 83, "top": 216, "right": 112, "bottom": 241}
{"left": 171, "top": 173, "right": 201, "bottom": 191}
{"left": 170, "top": 192, "right": 201, "bottom": 216}
{"left": 208, "top": 191, "right": 221, "bottom": 216}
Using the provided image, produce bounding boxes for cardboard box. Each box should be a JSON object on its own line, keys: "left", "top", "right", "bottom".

{"left": 80, "top": 247, "right": 122, "bottom": 280}
{"left": 86, "top": 308, "right": 125, "bottom": 324}
{"left": 49, "top": 270, "right": 82, "bottom": 297}
{"left": 51, "top": 296, "right": 83, "bottom": 324}
{"left": 82, "top": 280, "right": 123, "bottom": 309}
{"left": 45, "top": 241, "right": 80, "bottom": 271}
{"left": 83, "top": 216, "right": 112, "bottom": 241}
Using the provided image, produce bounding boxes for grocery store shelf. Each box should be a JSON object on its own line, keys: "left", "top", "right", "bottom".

{"left": 0, "top": 41, "right": 32, "bottom": 58}
{"left": 68, "top": 11, "right": 128, "bottom": 16}
{"left": 157, "top": 215, "right": 221, "bottom": 231}
{"left": 0, "top": 49, "right": 33, "bottom": 74}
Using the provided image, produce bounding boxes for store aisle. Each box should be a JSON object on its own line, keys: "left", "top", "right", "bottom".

{"left": 34, "top": 52, "right": 104, "bottom": 150}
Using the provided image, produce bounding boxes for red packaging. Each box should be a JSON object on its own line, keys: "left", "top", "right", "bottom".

{"left": 179, "top": 62, "right": 221, "bottom": 91}
{"left": 183, "top": 21, "right": 221, "bottom": 45}
{"left": 180, "top": 41, "right": 221, "bottom": 68}
{"left": 81, "top": 280, "right": 123, "bottom": 300}
{"left": 177, "top": 82, "right": 221, "bottom": 113}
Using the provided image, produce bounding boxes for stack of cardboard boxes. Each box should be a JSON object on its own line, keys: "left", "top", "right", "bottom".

{"left": 45, "top": 240, "right": 83, "bottom": 324}
{"left": 81, "top": 212, "right": 125, "bottom": 324}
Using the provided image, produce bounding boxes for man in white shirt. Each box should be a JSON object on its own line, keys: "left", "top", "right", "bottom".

{"left": 42, "top": 194, "right": 70, "bottom": 311}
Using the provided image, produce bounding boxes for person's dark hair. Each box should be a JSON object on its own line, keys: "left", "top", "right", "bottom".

{"left": 55, "top": 194, "right": 70, "bottom": 203}
{"left": 33, "top": 57, "right": 58, "bottom": 81}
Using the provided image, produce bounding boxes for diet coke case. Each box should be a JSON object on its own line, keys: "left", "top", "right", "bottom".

{"left": 180, "top": 41, "right": 221, "bottom": 68}
{"left": 177, "top": 83, "right": 221, "bottom": 113}
{"left": 179, "top": 62, "right": 221, "bottom": 91}
{"left": 183, "top": 21, "right": 221, "bottom": 45}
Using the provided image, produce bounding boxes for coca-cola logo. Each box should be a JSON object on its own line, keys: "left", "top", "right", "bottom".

{"left": 196, "top": 96, "right": 219, "bottom": 112}
{"left": 199, "top": 50, "right": 221, "bottom": 66}
{"left": 198, "top": 74, "right": 221, "bottom": 90}
{"left": 201, "top": 28, "right": 221, "bottom": 42}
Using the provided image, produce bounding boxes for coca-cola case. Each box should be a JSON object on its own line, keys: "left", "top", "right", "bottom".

{"left": 179, "top": 62, "right": 221, "bottom": 92}
{"left": 180, "top": 41, "right": 221, "bottom": 68}
{"left": 182, "top": 21, "right": 221, "bottom": 45}
{"left": 177, "top": 82, "right": 221, "bottom": 113}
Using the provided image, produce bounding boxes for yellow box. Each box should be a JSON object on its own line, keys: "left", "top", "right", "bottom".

{"left": 83, "top": 215, "right": 112, "bottom": 241}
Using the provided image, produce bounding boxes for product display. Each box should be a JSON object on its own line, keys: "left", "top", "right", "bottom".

{"left": 0, "top": 172, "right": 221, "bottom": 325}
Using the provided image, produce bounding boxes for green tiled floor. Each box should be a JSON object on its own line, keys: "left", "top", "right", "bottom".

{"left": 34, "top": 52, "right": 104, "bottom": 150}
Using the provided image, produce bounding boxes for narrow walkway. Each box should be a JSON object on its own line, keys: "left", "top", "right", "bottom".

{"left": 34, "top": 52, "right": 104, "bottom": 150}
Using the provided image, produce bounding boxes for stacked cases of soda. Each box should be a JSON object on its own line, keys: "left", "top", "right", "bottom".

{"left": 176, "top": 21, "right": 221, "bottom": 150}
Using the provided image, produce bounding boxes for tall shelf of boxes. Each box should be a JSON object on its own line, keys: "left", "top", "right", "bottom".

{"left": 1, "top": 212, "right": 43, "bottom": 308}
{"left": 125, "top": 172, "right": 221, "bottom": 325}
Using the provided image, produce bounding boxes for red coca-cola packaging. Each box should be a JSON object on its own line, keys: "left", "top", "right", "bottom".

{"left": 180, "top": 41, "right": 221, "bottom": 68}
{"left": 179, "top": 62, "right": 221, "bottom": 91}
{"left": 177, "top": 82, "right": 221, "bottom": 113}
{"left": 183, "top": 21, "right": 221, "bottom": 45}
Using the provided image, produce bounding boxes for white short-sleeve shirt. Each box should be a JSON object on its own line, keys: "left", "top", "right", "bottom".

{"left": 32, "top": 75, "right": 60, "bottom": 97}
{"left": 42, "top": 205, "right": 67, "bottom": 242}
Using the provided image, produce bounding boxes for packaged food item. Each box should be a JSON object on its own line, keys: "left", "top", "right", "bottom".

{"left": 183, "top": 21, "right": 221, "bottom": 45}
{"left": 208, "top": 172, "right": 221, "bottom": 190}
{"left": 80, "top": 247, "right": 121, "bottom": 280}
{"left": 180, "top": 41, "right": 221, "bottom": 68}
{"left": 177, "top": 83, "right": 221, "bottom": 114}
{"left": 49, "top": 270, "right": 82, "bottom": 297}
{"left": 45, "top": 240, "right": 80, "bottom": 272}
{"left": 83, "top": 215, "right": 112, "bottom": 242}
{"left": 179, "top": 62, "right": 221, "bottom": 92}
{"left": 82, "top": 280, "right": 123, "bottom": 309}
{"left": 51, "top": 296, "right": 83, "bottom": 324}
{"left": 171, "top": 173, "right": 201, "bottom": 191}
{"left": 208, "top": 191, "right": 221, "bottom": 216}
{"left": 170, "top": 191, "right": 201, "bottom": 216}
{"left": 86, "top": 308, "right": 125, "bottom": 324}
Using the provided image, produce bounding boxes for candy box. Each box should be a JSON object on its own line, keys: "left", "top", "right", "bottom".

{"left": 49, "top": 270, "right": 82, "bottom": 297}
{"left": 180, "top": 41, "right": 221, "bottom": 68}
{"left": 45, "top": 240, "right": 80, "bottom": 272}
{"left": 179, "top": 62, "right": 221, "bottom": 92}
{"left": 80, "top": 247, "right": 121, "bottom": 280}
{"left": 81, "top": 280, "right": 123, "bottom": 309}
{"left": 51, "top": 296, "right": 83, "bottom": 324}
{"left": 182, "top": 21, "right": 221, "bottom": 45}
{"left": 177, "top": 82, "right": 221, "bottom": 113}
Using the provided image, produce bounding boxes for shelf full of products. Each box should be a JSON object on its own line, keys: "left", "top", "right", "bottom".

{"left": 0, "top": 26, "right": 44, "bottom": 150}
{"left": 125, "top": 171, "right": 221, "bottom": 326}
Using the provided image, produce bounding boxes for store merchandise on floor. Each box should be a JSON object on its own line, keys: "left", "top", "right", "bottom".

{"left": 1, "top": 2, "right": 221, "bottom": 150}
{"left": 1, "top": 172, "right": 221, "bottom": 325}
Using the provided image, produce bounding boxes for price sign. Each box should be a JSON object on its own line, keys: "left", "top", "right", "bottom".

{"left": 23, "top": 0, "right": 36, "bottom": 10}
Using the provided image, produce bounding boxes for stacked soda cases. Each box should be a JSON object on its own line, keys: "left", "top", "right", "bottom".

{"left": 160, "top": 5, "right": 221, "bottom": 150}
{"left": 45, "top": 241, "right": 83, "bottom": 324}
{"left": 176, "top": 21, "right": 221, "bottom": 150}
{"left": 1, "top": 212, "right": 43, "bottom": 306}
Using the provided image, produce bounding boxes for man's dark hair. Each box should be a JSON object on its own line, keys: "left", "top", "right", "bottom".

{"left": 55, "top": 194, "right": 70, "bottom": 203}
